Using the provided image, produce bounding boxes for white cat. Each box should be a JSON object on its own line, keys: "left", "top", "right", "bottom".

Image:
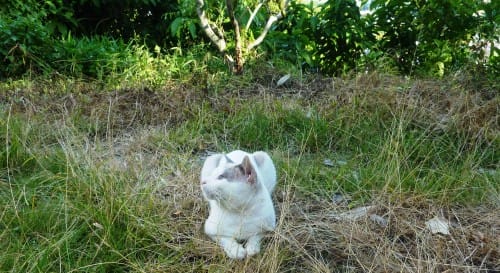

{"left": 200, "top": 150, "right": 277, "bottom": 259}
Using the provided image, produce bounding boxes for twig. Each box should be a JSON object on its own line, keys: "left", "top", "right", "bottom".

{"left": 245, "top": 2, "right": 263, "bottom": 31}
{"left": 247, "top": 12, "right": 283, "bottom": 51}
{"left": 247, "top": 0, "right": 289, "bottom": 51}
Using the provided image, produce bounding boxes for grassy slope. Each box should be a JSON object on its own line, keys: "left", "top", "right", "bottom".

{"left": 0, "top": 71, "right": 498, "bottom": 272}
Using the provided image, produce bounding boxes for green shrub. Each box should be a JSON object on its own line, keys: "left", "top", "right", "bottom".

{"left": 266, "top": 0, "right": 372, "bottom": 75}
{"left": 368, "top": 0, "right": 498, "bottom": 76}
{"left": 0, "top": 0, "right": 78, "bottom": 77}
{"left": 0, "top": 9, "right": 52, "bottom": 77}
{"left": 265, "top": 2, "right": 319, "bottom": 71}
{"left": 314, "top": 0, "right": 373, "bottom": 75}
{"left": 51, "top": 35, "right": 130, "bottom": 79}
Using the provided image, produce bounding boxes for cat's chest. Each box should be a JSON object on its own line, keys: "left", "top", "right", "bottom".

{"left": 206, "top": 201, "right": 275, "bottom": 238}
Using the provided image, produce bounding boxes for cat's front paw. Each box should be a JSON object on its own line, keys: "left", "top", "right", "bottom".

{"left": 245, "top": 234, "right": 262, "bottom": 257}
{"left": 224, "top": 243, "right": 247, "bottom": 259}
{"left": 245, "top": 243, "right": 260, "bottom": 257}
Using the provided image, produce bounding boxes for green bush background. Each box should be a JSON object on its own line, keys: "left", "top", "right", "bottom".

{"left": 0, "top": 0, "right": 498, "bottom": 79}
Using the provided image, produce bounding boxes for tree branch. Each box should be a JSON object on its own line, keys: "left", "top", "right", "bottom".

{"left": 245, "top": 2, "right": 263, "bottom": 31}
{"left": 246, "top": 12, "right": 282, "bottom": 51}
{"left": 246, "top": 0, "right": 289, "bottom": 51}
{"left": 195, "top": 0, "right": 227, "bottom": 53}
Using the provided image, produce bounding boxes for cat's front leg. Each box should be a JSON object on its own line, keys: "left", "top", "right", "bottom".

{"left": 215, "top": 236, "right": 247, "bottom": 259}
{"left": 245, "top": 234, "right": 262, "bottom": 257}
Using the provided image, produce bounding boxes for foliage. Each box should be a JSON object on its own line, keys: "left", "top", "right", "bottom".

{"left": 266, "top": 2, "right": 319, "bottom": 70}
{"left": 0, "top": 0, "right": 76, "bottom": 77}
{"left": 0, "top": 0, "right": 77, "bottom": 35}
{"left": 0, "top": 0, "right": 224, "bottom": 79}
{"left": 368, "top": 0, "right": 499, "bottom": 76}
{"left": 166, "top": 0, "right": 200, "bottom": 47}
{"left": 0, "top": 0, "right": 498, "bottom": 79}
{"left": 314, "top": 0, "right": 373, "bottom": 74}
{"left": 52, "top": 35, "right": 130, "bottom": 79}
{"left": 190, "top": 0, "right": 289, "bottom": 73}
{"left": 268, "top": 0, "right": 372, "bottom": 75}
{"left": 266, "top": 0, "right": 498, "bottom": 76}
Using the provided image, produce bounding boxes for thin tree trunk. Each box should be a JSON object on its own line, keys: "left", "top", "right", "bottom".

{"left": 226, "top": 0, "right": 244, "bottom": 74}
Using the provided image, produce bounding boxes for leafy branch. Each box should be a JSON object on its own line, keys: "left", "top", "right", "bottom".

{"left": 195, "top": 0, "right": 289, "bottom": 74}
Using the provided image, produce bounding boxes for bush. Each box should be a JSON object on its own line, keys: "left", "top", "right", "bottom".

{"left": 314, "top": 0, "right": 373, "bottom": 74}
{"left": 266, "top": 0, "right": 372, "bottom": 75}
{"left": 1, "top": 2, "right": 51, "bottom": 77}
{"left": 368, "top": 0, "right": 498, "bottom": 76}
{"left": 0, "top": 0, "right": 197, "bottom": 79}
{"left": 51, "top": 35, "right": 131, "bottom": 79}
{"left": 0, "top": 0, "right": 76, "bottom": 77}
{"left": 265, "top": 2, "right": 319, "bottom": 70}
{"left": 267, "top": 0, "right": 498, "bottom": 77}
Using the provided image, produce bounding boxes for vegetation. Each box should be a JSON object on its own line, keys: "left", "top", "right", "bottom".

{"left": 1, "top": 70, "right": 498, "bottom": 272}
{"left": 0, "top": 0, "right": 499, "bottom": 272}
{"left": 1, "top": 0, "right": 498, "bottom": 78}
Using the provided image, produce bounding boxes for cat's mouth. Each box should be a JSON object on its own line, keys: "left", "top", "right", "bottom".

{"left": 202, "top": 186, "right": 220, "bottom": 200}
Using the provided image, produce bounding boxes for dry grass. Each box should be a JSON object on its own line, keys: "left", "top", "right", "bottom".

{"left": 68, "top": 124, "right": 498, "bottom": 273}
{"left": 3, "top": 72, "right": 498, "bottom": 141}
{"left": 1, "top": 72, "right": 498, "bottom": 272}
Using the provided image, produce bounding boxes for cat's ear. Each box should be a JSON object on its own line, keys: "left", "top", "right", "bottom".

{"left": 224, "top": 154, "right": 234, "bottom": 164}
{"left": 252, "top": 151, "right": 269, "bottom": 168}
{"left": 201, "top": 154, "right": 223, "bottom": 181}
{"left": 241, "top": 156, "right": 257, "bottom": 184}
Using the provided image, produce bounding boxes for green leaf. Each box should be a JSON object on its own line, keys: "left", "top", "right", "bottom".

{"left": 188, "top": 21, "right": 197, "bottom": 39}
{"left": 170, "top": 17, "right": 183, "bottom": 38}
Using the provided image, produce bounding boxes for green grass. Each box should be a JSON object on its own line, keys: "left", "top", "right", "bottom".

{"left": 1, "top": 73, "right": 498, "bottom": 272}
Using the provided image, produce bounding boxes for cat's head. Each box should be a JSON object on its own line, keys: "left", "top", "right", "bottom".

{"left": 201, "top": 154, "right": 261, "bottom": 209}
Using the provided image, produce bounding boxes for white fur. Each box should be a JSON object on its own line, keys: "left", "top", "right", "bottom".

{"left": 200, "top": 150, "right": 277, "bottom": 259}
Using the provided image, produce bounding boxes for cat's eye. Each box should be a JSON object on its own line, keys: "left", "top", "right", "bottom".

{"left": 217, "top": 174, "right": 225, "bottom": 179}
